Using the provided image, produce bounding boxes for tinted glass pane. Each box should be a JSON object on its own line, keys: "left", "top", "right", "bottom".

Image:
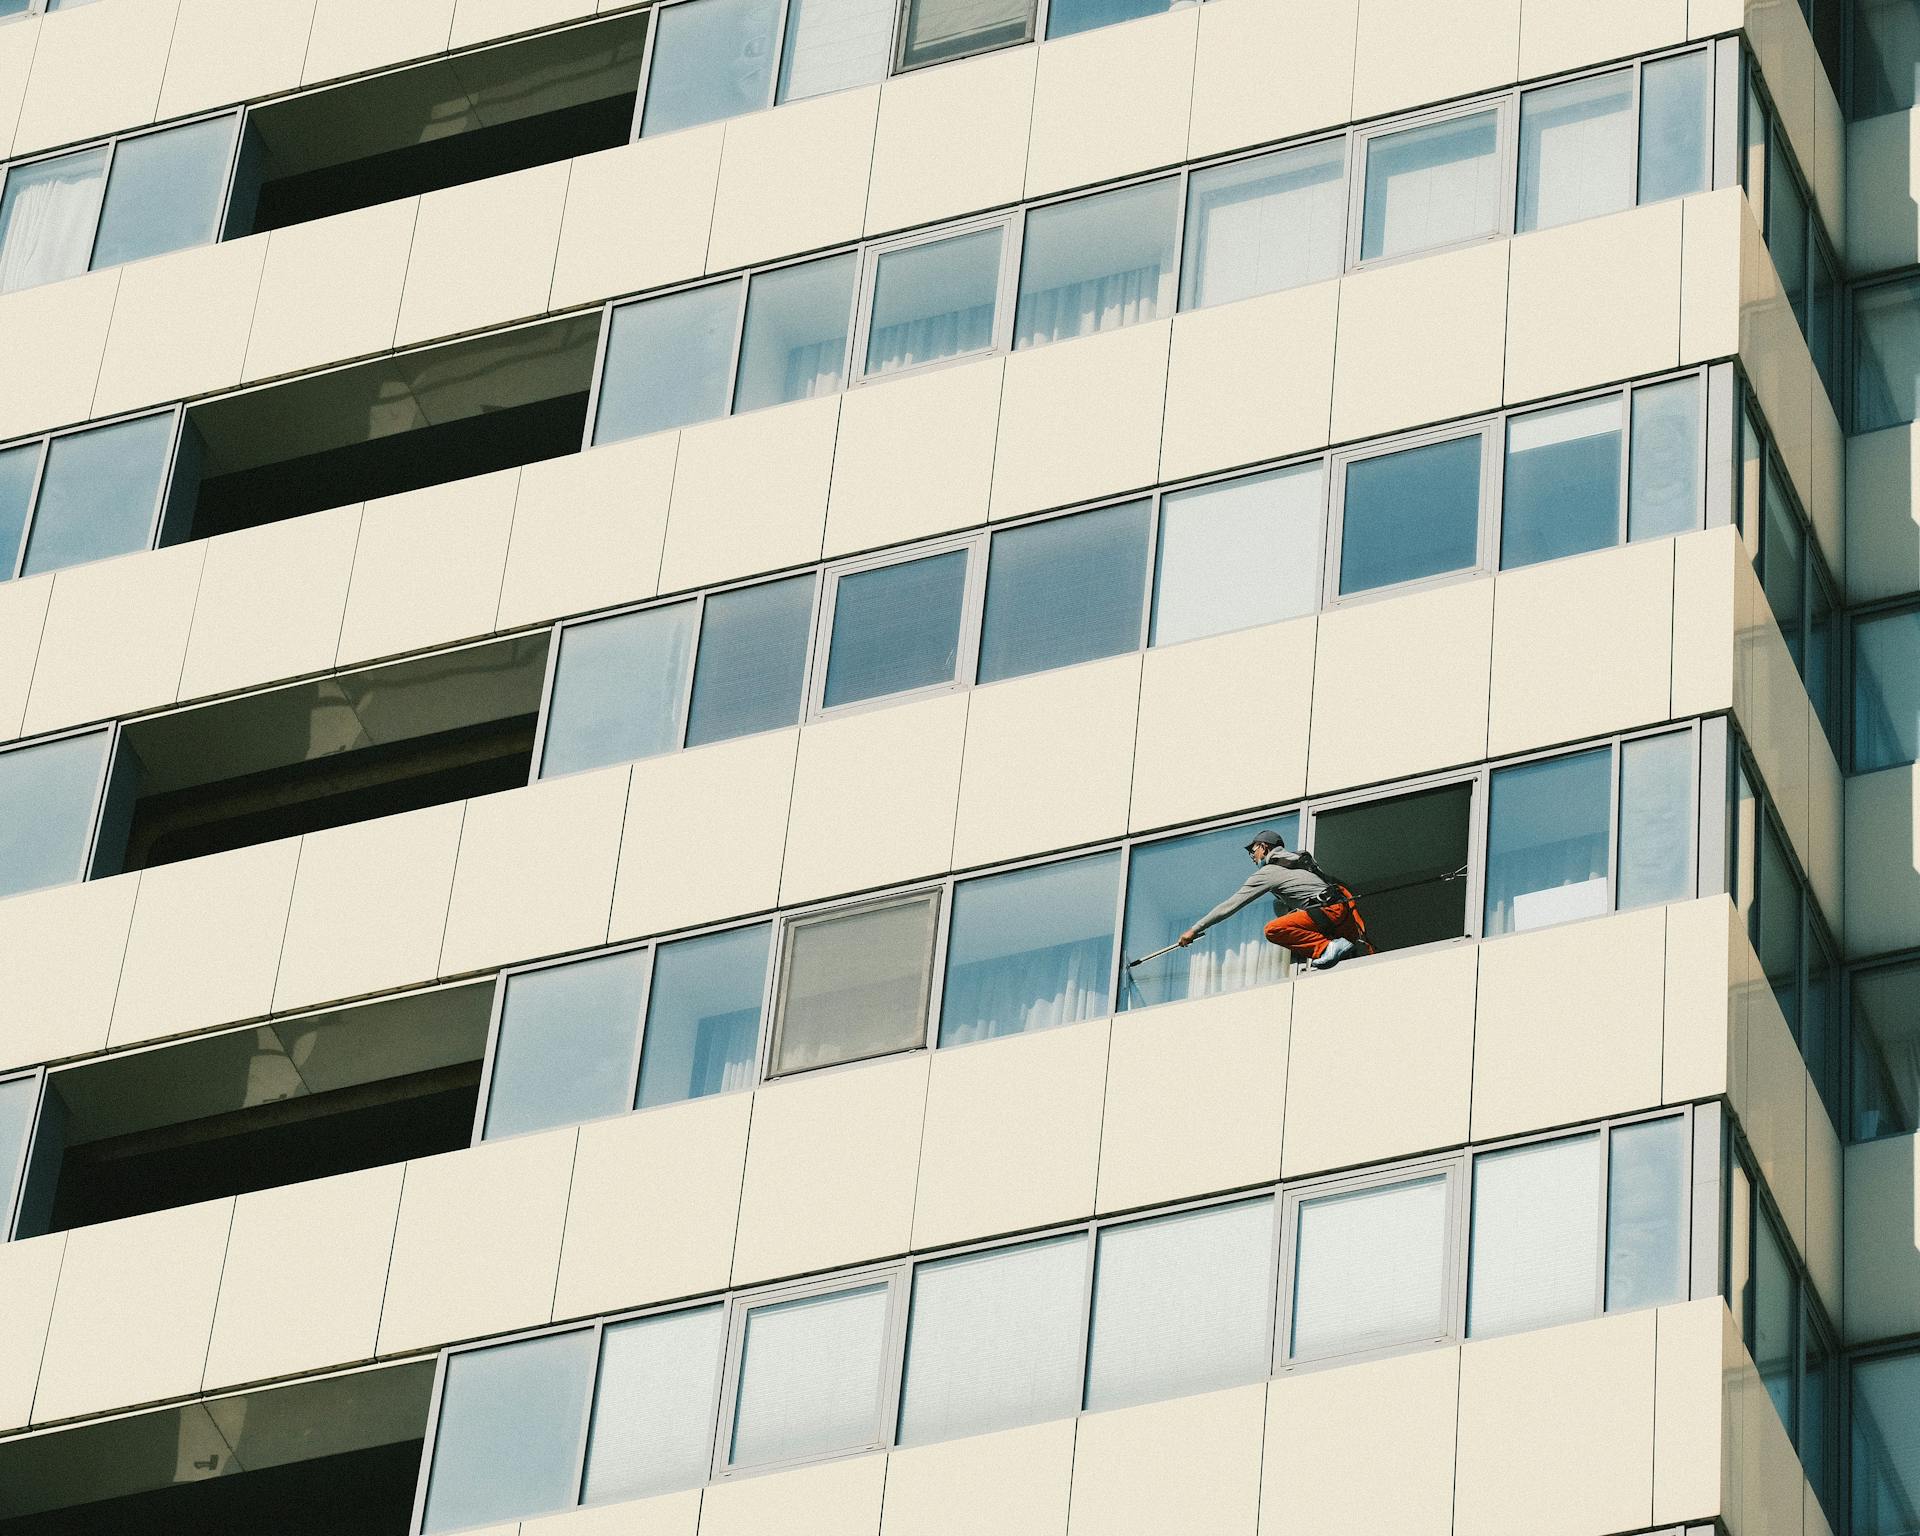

{"left": 0, "top": 1074, "right": 35, "bottom": 1233}
{"left": 640, "top": 0, "right": 781, "bottom": 135}
{"left": 1851, "top": 1350, "right": 1920, "bottom": 1536}
{"left": 1851, "top": 961, "right": 1920, "bottom": 1142}
{"left": 774, "top": 894, "right": 938, "bottom": 1073}
{"left": 1045, "top": 0, "right": 1164, "bottom": 37}
{"left": 777, "top": 0, "right": 893, "bottom": 102}
{"left": 1605, "top": 1116, "right": 1689, "bottom": 1312}
{"left": 1499, "top": 395, "right": 1622, "bottom": 569}
{"left": 823, "top": 549, "right": 967, "bottom": 707}
{"left": 940, "top": 852, "right": 1119, "bottom": 1046}
{"left": 1468, "top": 1133, "right": 1600, "bottom": 1337}
{"left": 1743, "top": 82, "right": 1769, "bottom": 226}
{"left": 1855, "top": 0, "right": 1920, "bottom": 116}
{"left": 731, "top": 1283, "right": 890, "bottom": 1467}
{"left": 685, "top": 575, "right": 815, "bottom": 747}
{"left": 1180, "top": 140, "right": 1346, "bottom": 310}
{"left": 1085, "top": 1198, "right": 1275, "bottom": 1411}
{"left": 1854, "top": 607, "right": 1920, "bottom": 771}
{"left": 1014, "top": 179, "right": 1177, "bottom": 349}
{"left": 636, "top": 924, "right": 768, "bottom": 1109}
{"left": 0, "top": 440, "right": 39, "bottom": 579}
{"left": 899, "top": 0, "right": 1031, "bottom": 68}
{"left": 1627, "top": 376, "right": 1702, "bottom": 541}
{"left": 1517, "top": 70, "right": 1634, "bottom": 232}
{"left": 1360, "top": 109, "right": 1500, "bottom": 261}
{"left": 1339, "top": 434, "right": 1481, "bottom": 594}
{"left": 1757, "top": 820, "right": 1801, "bottom": 1031}
{"left": 1152, "top": 464, "right": 1323, "bottom": 646}
{"left": 0, "top": 146, "right": 106, "bottom": 293}
{"left": 484, "top": 949, "right": 648, "bottom": 1140}
{"left": 1484, "top": 746, "right": 1611, "bottom": 935}
{"left": 1769, "top": 130, "right": 1810, "bottom": 324}
{"left": 1762, "top": 467, "right": 1806, "bottom": 672}
{"left": 978, "top": 501, "right": 1148, "bottom": 683}
{"left": 1803, "top": 1323, "right": 1831, "bottom": 1512}
{"left": 423, "top": 1332, "right": 596, "bottom": 1532}
{"left": 1290, "top": 1173, "right": 1450, "bottom": 1360}
{"left": 20, "top": 412, "right": 173, "bottom": 576}
{"left": 581, "top": 1306, "right": 726, "bottom": 1503}
{"left": 1810, "top": 239, "right": 1840, "bottom": 397}
{"left": 897, "top": 1235, "right": 1088, "bottom": 1443}
{"left": 866, "top": 227, "right": 1002, "bottom": 376}
{"left": 0, "top": 730, "right": 109, "bottom": 899}
{"left": 1854, "top": 276, "right": 1920, "bottom": 433}
{"left": 540, "top": 603, "right": 697, "bottom": 778}
{"left": 1638, "top": 51, "right": 1712, "bottom": 203}
{"left": 733, "top": 256, "right": 854, "bottom": 412}
{"left": 92, "top": 116, "right": 233, "bottom": 269}
{"left": 1616, "top": 730, "right": 1693, "bottom": 910}
{"left": 594, "top": 283, "right": 739, "bottom": 444}
{"left": 1752, "top": 1210, "right": 1796, "bottom": 1431}
{"left": 1120, "top": 815, "right": 1296, "bottom": 1010}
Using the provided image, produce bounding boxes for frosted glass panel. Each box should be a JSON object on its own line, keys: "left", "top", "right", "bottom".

{"left": 1638, "top": 51, "right": 1711, "bottom": 204}
{"left": 0, "top": 1074, "right": 35, "bottom": 1234}
{"left": 1339, "top": 433, "right": 1482, "bottom": 594}
{"left": 582, "top": 1306, "right": 726, "bottom": 1502}
{"left": 641, "top": 0, "right": 781, "bottom": 135}
{"left": 0, "top": 440, "right": 40, "bottom": 579}
{"left": 685, "top": 574, "right": 815, "bottom": 746}
{"left": 1616, "top": 731, "right": 1693, "bottom": 911}
{"left": 0, "top": 730, "right": 109, "bottom": 900}
{"left": 92, "top": 115, "right": 234, "bottom": 269}
{"left": 1516, "top": 70, "right": 1634, "bottom": 232}
{"left": 823, "top": 548, "right": 967, "bottom": 706}
{"left": 731, "top": 1283, "right": 890, "bottom": 1467}
{"left": 774, "top": 893, "right": 937, "bottom": 1073}
{"left": 733, "top": 256, "right": 854, "bottom": 413}
{"left": 866, "top": 228, "right": 1002, "bottom": 376}
{"left": 1468, "top": 1134, "right": 1601, "bottom": 1337}
{"left": 1360, "top": 110, "right": 1500, "bottom": 261}
{"left": 1604, "top": 1116, "right": 1689, "bottom": 1312}
{"left": 1627, "top": 376, "right": 1702, "bottom": 541}
{"left": 1152, "top": 464, "right": 1323, "bottom": 646}
{"left": 1289, "top": 1173, "right": 1449, "bottom": 1360}
{"left": 485, "top": 949, "right": 648, "bottom": 1140}
{"left": 21, "top": 412, "right": 174, "bottom": 576}
{"left": 594, "top": 282, "right": 740, "bottom": 443}
{"left": 1181, "top": 140, "right": 1346, "bottom": 310}
{"left": 540, "top": 602, "right": 697, "bottom": 778}
{"left": 899, "top": 0, "right": 1031, "bottom": 68}
{"left": 778, "top": 0, "right": 893, "bottom": 101}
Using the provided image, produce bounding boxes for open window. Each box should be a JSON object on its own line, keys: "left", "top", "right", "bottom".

{"left": 95, "top": 633, "right": 548, "bottom": 876}
{"left": 231, "top": 15, "right": 648, "bottom": 236}
{"left": 1308, "top": 780, "right": 1475, "bottom": 955}
{"left": 9, "top": 983, "right": 491, "bottom": 1240}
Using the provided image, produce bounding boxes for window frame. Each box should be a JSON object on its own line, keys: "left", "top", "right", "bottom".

{"left": 0, "top": 1065, "right": 45, "bottom": 1242}
{"left": 807, "top": 533, "right": 986, "bottom": 718}
{"left": 1325, "top": 415, "right": 1502, "bottom": 605}
{"left": 0, "top": 405, "right": 189, "bottom": 583}
{"left": 849, "top": 211, "right": 1021, "bottom": 385}
{"left": 1010, "top": 170, "right": 1186, "bottom": 352}
{"left": 1844, "top": 592, "right": 1920, "bottom": 777}
{"left": 0, "top": 720, "right": 120, "bottom": 893}
{"left": 1346, "top": 93, "right": 1519, "bottom": 272}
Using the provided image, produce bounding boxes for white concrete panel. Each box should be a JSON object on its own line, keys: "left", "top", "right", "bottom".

{"left": 706, "top": 87, "right": 879, "bottom": 273}
{"left": 1068, "top": 1385, "right": 1264, "bottom": 1536}
{"left": 881, "top": 1419, "right": 1074, "bottom": 1536}
{"left": 303, "top": 0, "right": 455, "bottom": 85}
{"left": 1352, "top": 0, "right": 1520, "bottom": 120}
{"left": 0, "top": 1233, "right": 63, "bottom": 1433}
{"left": 93, "top": 236, "right": 268, "bottom": 420}
{"left": 244, "top": 198, "right": 418, "bottom": 384}
{"left": 866, "top": 46, "right": 1035, "bottom": 237}
{"left": 395, "top": 161, "right": 571, "bottom": 347}
{"left": 550, "top": 129, "right": 725, "bottom": 311}
{"left": 0, "top": 270, "right": 120, "bottom": 444}
{"left": 10, "top": 0, "right": 176, "bottom": 156}
{"left": 160, "top": 0, "right": 317, "bottom": 118}
{"left": 1026, "top": 8, "right": 1197, "bottom": 197}
{"left": 1188, "top": 0, "right": 1355, "bottom": 159}
{"left": 0, "top": 875, "right": 139, "bottom": 1073}
{"left": 0, "top": 574, "right": 52, "bottom": 741}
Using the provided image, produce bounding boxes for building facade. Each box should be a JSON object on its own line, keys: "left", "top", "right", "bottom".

{"left": 0, "top": 0, "right": 1913, "bottom": 1531}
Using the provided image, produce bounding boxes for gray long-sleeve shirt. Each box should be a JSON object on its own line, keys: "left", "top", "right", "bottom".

{"left": 1191, "top": 849, "right": 1333, "bottom": 935}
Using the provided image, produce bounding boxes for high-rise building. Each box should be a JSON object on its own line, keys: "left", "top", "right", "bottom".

{"left": 0, "top": 0, "right": 1912, "bottom": 1531}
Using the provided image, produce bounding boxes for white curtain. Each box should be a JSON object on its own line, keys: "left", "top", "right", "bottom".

{"left": 0, "top": 150, "right": 105, "bottom": 294}
{"left": 1015, "top": 263, "right": 1163, "bottom": 348}
{"left": 866, "top": 299, "right": 995, "bottom": 375}
{"left": 781, "top": 336, "right": 844, "bottom": 401}
{"left": 940, "top": 935, "right": 1110, "bottom": 1046}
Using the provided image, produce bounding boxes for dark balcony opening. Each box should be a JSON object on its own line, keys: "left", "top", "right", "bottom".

{"left": 1311, "top": 781, "right": 1474, "bottom": 955}
{"left": 177, "top": 314, "right": 599, "bottom": 544}
{"left": 14, "top": 984, "right": 491, "bottom": 1240}
{"left": 94, "top": 632, "right": 548, "bottom": 877}
{"left": 0, "top": 1362, "right": 431, "bottom": 1536}
{"left": 231, "top": 13, "right": 648, "bottom": 237}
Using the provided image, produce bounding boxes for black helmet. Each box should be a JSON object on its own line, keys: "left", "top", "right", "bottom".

{"left": 1244, "top": 830, "right": 1288, "bottom": 853}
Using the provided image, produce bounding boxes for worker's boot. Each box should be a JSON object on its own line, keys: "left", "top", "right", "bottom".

{"left": 1310, "top": 937, "right": 1356, "bottom": 970}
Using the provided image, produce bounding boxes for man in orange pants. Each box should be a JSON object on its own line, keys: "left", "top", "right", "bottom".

{"left": 1176, "top": 829, "right": 1372, "bottom": 970}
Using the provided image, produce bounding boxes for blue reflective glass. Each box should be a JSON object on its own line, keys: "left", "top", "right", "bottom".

{"left": 977, "top": 502, "right": 1148, "bottom": 683}
{"left": 640, "top": 0, "right": 781, "bottom": 135}
{"left": 823, "top": 549, "right": 967, "bottom": 708}
{"left": 636, "top": 924, "right": 769, "bottom": 1109}
{"left": 1854, "top": 606, "right": 1920, "bottom": 772}
{"left": 20, "top": 413, "right": 174, "bottom": 576}
{"left": 939, "top": 853, "right": 1119, "bottom": 1046}
{"left": 1851, "top": 1351, "right": 1920, "bottom": 1536}
{"left": 865, "top": 227, "right": 1002, "bottom": 376}
{"left": 685, "top": 576, "right": 815, "bottom": 747}
{"left": 0, "top": 440, "right": 40, "bottom": 579}
{"left": 593, "top": 282, "right": 740, "bottom": 445}
{"left": 484, "top": 949, "right": 648, "bottom": 1140}
{"left": 541, "top": 602, "right": 697, "bottom": 778}
{"left": 0, "top": 730, "right": 109, "bottom": 899}
{"left": 1338, "top": 435, "right": 1482, "bottom": 595}
{"left": 1483, "top": 747, "right": 1611, "bottom": 935}
{"left": 1500, "top": 396, "right": 1621, "bottom": 569}
{"left": 92, "top": 115, "right": 235, "bottom": 270}
{"left": 1044, "top": 0, "right": 1166, "bottom": 38}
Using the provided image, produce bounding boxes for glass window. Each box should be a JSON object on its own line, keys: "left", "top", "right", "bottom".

{"left": 0, "top": 439, "right": 40, "bottom": 578}
{"left": 1804, "top": 922, "right": 1840, "bottom": 1122}
{"left": 1743, "top": 80, "right": 1769, "bottom": 229}
{"left": 1809, "top": 239, "right": 1841, "bottom": 398}
{"left": 582, "top": 1306, "right": 726, "bottom": 1503}
{"left": 730, "top": 1282, "right": 891, "bottom": 1468}
{"left": 1639, "top": 51, "right": 1712, "bottom": 203}
{"left": 423, "top": 1331, "right": 597, "bottom": 1532}
{"left": 897, "top": 1235, "right": 1088, "bottom": 1444}
{"left": 1853, "top": 277, "right": 1920, "bottom": 433}
{"left": 484, "top": 950, "right": 648, "bottom": 1141}
{"left": 0, "top": 1074, "right": 35, "bottom": 1234}
{"left": 865, "top": 226, "right": 1003, "bottom": 376}
{"left": 0, "top": 730, "right": 109, "bottom": 900}
{"left": 898, "top": 0, "right": 1031, "bottom": 69}
{"left": 777, "top": 0, "right": 893, "bottom": 102}
{"left": 1289, "top": 1172, "right": 1450, "bottom": 1361}
{"left": 1852, "top": 607, "right": 1920, "bottom": 771}
{"left": 1338, "top": 434, "right": 1482, "bottom": 596}
{"left": 977, "top": 502, "right": 1149, "bottom": 683}
{"left": 1761, "top": 468, "right": 1807, "bottom": 674}
{"left": 1769, "top": 129, "right": 1810, "bottom": 326}
{"left": 1616, "top": 730, "right": 1693, "bottom": 911}
{"left": 20, "top": 412, "right": 174, "bottom": 576}
{"left": 822, "top": 548, "right": 968, "bottom": 708}
{"left": 1014, "top": 180, "right": 1177, "bottom": 349}
{"left": 1120, "top": 815, "right": 1296, "bottom": 1010}
{"left": 1802, "top": 1317, "right": 1832, "bottom": 1514}
{"left": 640, "top": 0, "right": 781, "bottom": 135}
{"left": 1756, "top": 819, "right": 1801, "bottom": 1033}
{"left": 1850, "top": 1349, "right": 1920, "bottom": 1536}
{"left": 540, "top": 602, "right": 698, "bottom": 778}
{"left": 685, "top": 576, "right": 816, "bottom": 747}
{"left": 1627, "top": 376, "right": 1702, "bottom": 541}
{"left": 1180, "top": 140, "right": 1346, "bottom": 311}
{"left": 1359, "top": 109, "right": 1501, "bottom": 262}
{"left": 1152, "top": 465, "right": 1323, "bottom": 647}
{"left": 1851, "top": 960, "right": 1920, "bottom": 1143}
{"left": 939, "top": 852, "right": 1119, "bottom": 1046}
{"left": 733, "top": 256, "right": 855, "bottom": 413}
{"left": 772, "top": 892, "right": 939, "bottom": 1074}
{"left": 1499, "top": 395, "right": 1622, "bottom": 569}
{"left": 1855, "top": 0, "right": 1920, "bottom": 117}
{"left": 1085, "top": 1198, "right": 1275, "bottom": 1411}
{"left": 0, "top": 146, "right": 107, "bottom": 293}
{"left": 636, "top": 924, "right": 769, "bottom": 1109}
{"left": 1726, "top": 1157, "right": 1753, "bottom": 1334}
{"left": 91, "top": 116, "right": 234, "bottom": 270}
{"left": 1809, "top": 569, "right": 1838, "bottom": 743}
{"left": 1468, "top": 1133, "right": 1600, "bottom": 1337}
{"left": 594, "top": 282, "right": 740, "bottom": 445}
{"left": 1516, "top": 70, "right": 1634, "bottom": 232}
{"left": 1484, "top": 746, "right": 1611, "bottom": 935}
{"left": 1605, "top": 1116, "right": 1690, "bottom": 1312}
{"left": 1045, "top": 0, "right": 1165, "bottom": 38}
{"left": 1751, "top": 1207, "right": 1796, "bottom": 1431}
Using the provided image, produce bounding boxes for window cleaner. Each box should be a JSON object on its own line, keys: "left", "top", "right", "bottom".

{"left": 1173, "top": 829, "right": 1373, "bottom": 970}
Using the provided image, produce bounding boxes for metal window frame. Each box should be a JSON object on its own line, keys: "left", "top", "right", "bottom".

{"left": 806, "top": 531, "right": 987, "bottom": 718}
{"left": 892, "top": 0, "right": 1037, "bottom": 77}
{"left": 1345, "top": 93, "right": 1519, "bottom": 274}
{"left": 1175, "top": 129, "right": 1354, "bottom": 315}
{"left": 0, "top": 1064, "right": 46, "bottom": 1242}
{"left": 849, "top": 212, "right": 1021, "bottom": 386}
{"left": 1, "top": 403, "right": 187, "bottom": 583}
{"left": 1008, "top": 169, "right": 1186, "bottom": 354}
{"left": 1841, "top": 946, "right": 1920, "bottom": 1148}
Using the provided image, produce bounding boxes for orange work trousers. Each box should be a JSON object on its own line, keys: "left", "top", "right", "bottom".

{"left": 1263, "top": 894, "right": 1369, "bottom": 962}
